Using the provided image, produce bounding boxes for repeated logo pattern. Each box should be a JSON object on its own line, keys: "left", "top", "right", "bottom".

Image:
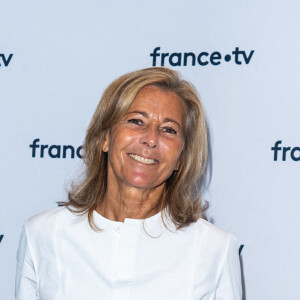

{"left": 150, "top": 47, "right": 254, "bottom": 67}
{"left": 0, "top": 54, "right": 13, "bottom": 67}
{"left": 271, "top": 141, "right": 300, "bottom": 161}
{"left": 29, "top": 139, "right": 83, "bottom": 159}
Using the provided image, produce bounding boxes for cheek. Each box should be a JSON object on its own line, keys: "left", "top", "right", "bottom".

{"left": 108, "top": 128, "right": 139, "bottom": 155}
{"left": 162, "top": 139, "right": 184, "bottom": 164}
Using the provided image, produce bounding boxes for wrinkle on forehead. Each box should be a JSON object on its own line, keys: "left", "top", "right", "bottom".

{"left": 128, "top": 85, "right": 186, "bottom": 128}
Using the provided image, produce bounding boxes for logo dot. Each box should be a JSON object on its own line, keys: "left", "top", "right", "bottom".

{"left": 224, "top": 54, "right": 231, "bottom": 62}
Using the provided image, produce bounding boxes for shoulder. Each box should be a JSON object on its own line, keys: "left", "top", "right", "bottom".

{"left": 195, "top": 218, "right": 237, "bottom": 242}
{"left": 23, "top": 207, "right": 84, "bottom": 258}
{"left": 25, "top": 206, "right": 69, "bottom": 226}
{"left": 24, "top": 206, "right": 76, "bottom": 238}
{"left": 191, "top": 218, "right": 239, "bottom": 257}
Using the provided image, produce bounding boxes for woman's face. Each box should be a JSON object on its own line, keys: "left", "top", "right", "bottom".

{"left": 103, "top": 85, "right": 185, "bottom": 191}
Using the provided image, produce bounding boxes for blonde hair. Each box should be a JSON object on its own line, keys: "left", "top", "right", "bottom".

{"left": 60, "top": 67, "right": 208, "bottom": 230}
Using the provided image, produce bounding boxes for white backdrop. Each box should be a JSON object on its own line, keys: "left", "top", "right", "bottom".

{"left": 1, "top": 1, "right": 299, "bottom": 299}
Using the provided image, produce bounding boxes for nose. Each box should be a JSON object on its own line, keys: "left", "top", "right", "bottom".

{"left": 139, "top": 124, "right": 159, "bottom": 148}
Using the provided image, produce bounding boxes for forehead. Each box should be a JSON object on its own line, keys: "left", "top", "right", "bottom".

{"left": 128, "top": 86, "right": 185, "bottom": 121}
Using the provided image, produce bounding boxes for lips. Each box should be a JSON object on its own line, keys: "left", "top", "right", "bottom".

{"left": 128, "top": 153, "right": 158, "bottom": 165}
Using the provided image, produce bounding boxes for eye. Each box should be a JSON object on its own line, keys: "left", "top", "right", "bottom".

{"left": 127, "top": 118, "right": 144, "bottom": 126}
{"left": 163, "top": 127, "right": 177, "bottom": 134}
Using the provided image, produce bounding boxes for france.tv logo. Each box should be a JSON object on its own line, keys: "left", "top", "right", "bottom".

{"left": 29, "top": 139, "right": 83, "bottom": 159}
{"left": 150, "top": 47, "right": 254, "bottom": 67}
{"left": 271, "top": 140, "right": 300, "bottom": 161}
{"left": 0, "top": 53, "right": 13, "bottom": 67}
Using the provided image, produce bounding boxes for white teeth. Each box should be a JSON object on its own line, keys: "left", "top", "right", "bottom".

{"left": 129, "top": 154, "right": 156, "bottom": 165}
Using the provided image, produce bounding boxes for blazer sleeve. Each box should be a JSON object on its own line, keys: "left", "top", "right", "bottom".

{"left": 15, "top": 225, "right": 38, "bottom": 300}
{"left": 215, "top": 234, "right": 243, "bottom": 300}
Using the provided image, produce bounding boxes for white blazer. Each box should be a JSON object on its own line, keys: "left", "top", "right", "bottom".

{"left": 16, "top": 207, "right": 242, "bottom": 300}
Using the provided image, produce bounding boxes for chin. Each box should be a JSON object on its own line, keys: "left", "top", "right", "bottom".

{"left": 126, "top": 175, "right": 160, "bottom": 189}
{"left": 128, "top": 180, "right": 156, "bottom": 189}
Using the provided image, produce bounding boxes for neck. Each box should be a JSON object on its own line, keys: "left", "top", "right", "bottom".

{"left": 97, "top": 183, "right": 164, "bottom": 222}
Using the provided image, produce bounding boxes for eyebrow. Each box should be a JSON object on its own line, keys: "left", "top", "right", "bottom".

{"left": 126, "top": 111, "right": 182, "bottom": 127}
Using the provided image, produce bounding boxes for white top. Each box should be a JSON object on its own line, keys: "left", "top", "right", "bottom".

{"left": 15, "top": 207, "right": 242, "bottom": 300}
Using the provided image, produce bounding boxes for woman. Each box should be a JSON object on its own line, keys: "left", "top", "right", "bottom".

{"left": 16, "top": 67, "right": 242, "bottom": 299}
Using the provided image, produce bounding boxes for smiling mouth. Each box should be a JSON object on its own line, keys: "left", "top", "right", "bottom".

{"left": 128, "top": 154, "right": 158, "bottom": 165}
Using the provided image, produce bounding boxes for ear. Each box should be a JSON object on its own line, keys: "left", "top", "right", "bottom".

{"left": 102, "top": 132, "right": 109, "bottom": 152}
